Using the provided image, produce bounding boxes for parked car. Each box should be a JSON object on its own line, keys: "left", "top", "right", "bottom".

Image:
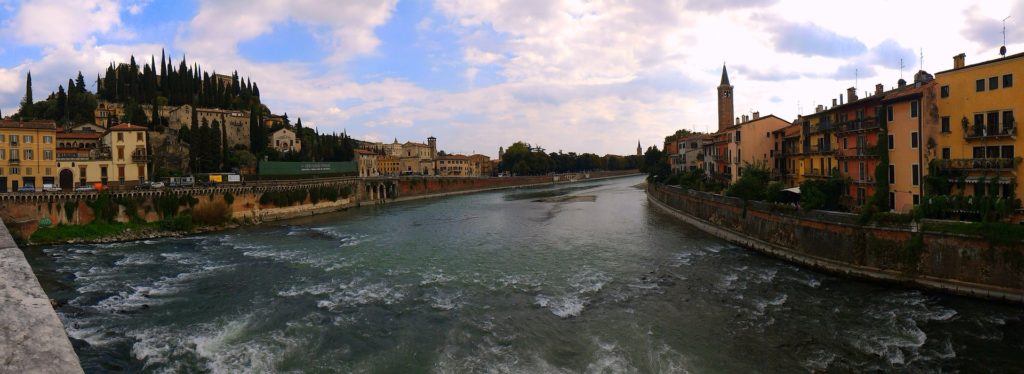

{"left": 134, "top": 181, "right": 152, "bottom": 190}
{"left": 42, "top": 183, "right": 61, "bottom": 192}
{"left": 74, "top": 185, "right": 96, "bottom": 192}
{"left": 150, "top": 181, "right": 165, "bottom": 189}
{"left": 18, "top": 185, "right": 36, "bottom": 192}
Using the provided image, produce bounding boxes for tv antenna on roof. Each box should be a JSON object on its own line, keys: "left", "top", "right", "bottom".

{"left": 919, "top": 48, "right": 924, "bottom": 71}
{"left": 899, "top": 58, "right": 904, "bottom": 79}
{"left": 1001, "top": 16, "right": 1012, "bottom": 57}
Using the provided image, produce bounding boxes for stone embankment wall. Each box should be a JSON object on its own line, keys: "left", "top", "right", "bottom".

{"left": 0, "top": 220, "right": 83, "bottom": 373}
{"left": 647, "top": 184, "right": 1024, "bottom": 302}
{"left": 0, "top": 171, "right": 639, "bottom": 240}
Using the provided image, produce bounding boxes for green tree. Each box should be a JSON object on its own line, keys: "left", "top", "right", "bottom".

{"left": 19, "top": 71, "right": 33, "bottom": 119}
{"left": 725, "top": 164, "right": 771, "bottom": 201}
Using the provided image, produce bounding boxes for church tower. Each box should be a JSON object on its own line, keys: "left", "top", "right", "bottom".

{"left": 717, "top": 64, "right": 734, "bottom": 132}
{"left": 636, "top": 140, "right": 642, "bottom": 156}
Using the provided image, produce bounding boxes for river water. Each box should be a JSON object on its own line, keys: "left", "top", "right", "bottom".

{"left": 25, "top": 175, "right": 1024, "bottom": 373}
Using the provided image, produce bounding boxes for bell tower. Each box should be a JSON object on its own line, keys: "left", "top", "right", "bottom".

{"left": 717, "top": 64, "right": 734, "bottom": 132}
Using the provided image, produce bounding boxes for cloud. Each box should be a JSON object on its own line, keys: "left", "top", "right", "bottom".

{"left": 962, "top": 3, "right": 1024, "bottom": 50}
{"left": 866, "top": 39, "right": 916, "bottom": 70}
{"left": 733, "top": 64, "right": 804, "bottom": 81}
{"left": 176, "top": 0, "right": 397, "bottom": 63}
{"left": 685, "top": 0, "right": 779, "bottom": 12}
{"left": 7, "top": 0, "right": 122, "bottom": 46}
{"left": 765, "top": 20, "right": 866, "bottom": 58}
{"left": 463, "top": 47, "right": 503, "bottom": 65}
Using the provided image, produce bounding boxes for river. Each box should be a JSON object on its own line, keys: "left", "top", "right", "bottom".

{"left": 25, "top": 175, "right": 1024, "bottom": 372}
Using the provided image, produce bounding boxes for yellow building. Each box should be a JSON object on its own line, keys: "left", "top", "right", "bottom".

{"left": 883, "top": 76, "right": 938, "bottom": 213}
{"left": 800, "top": 106, "right": 838, "bottom": 181}
{"left": 376, "top": 155, "right": 400, "bottom": 176}
{"left": 933, "top": 52, "right": 1023, "bottom": 203}
{"left": 731, "top": 113, "right": 790, "bottom": 181}
{"left": 436, "top": 155, "right": 471, "bottom": 176}
{"left": 270, "top": 128, "right": 301, "bottom": 153}
{"left": 468, "top": 154, "right": 493, "bottom": 176}
{"left": 58, "top": 124, "right": 149, "bottom": 190}
{"left": 0, "top": 120, "right": 58, "bottom": 192}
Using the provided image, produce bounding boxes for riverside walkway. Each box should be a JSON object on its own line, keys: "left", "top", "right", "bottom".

{"left": 0, "top": 218, "right": 82, "bottom": 373}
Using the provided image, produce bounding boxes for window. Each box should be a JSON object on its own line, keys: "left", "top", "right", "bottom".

{"left": 912, "top": 164, "right": 920, "bottom": 186}
{"left": 10, "top": 167, "right": 18, "bottom": 175}
{"left": 43, "top": 150, "right": 52, "bottom": 160}
{"left": 137, "top": 132, "right": 143, "bottom": 141}
{"left": 988, "top": 112, "right": 1000, "bottom": 130}
{"left": 0, "top": 150, "right": 4, "bottom": 160}
{"left": 975, "top": 113, "right": 985, "bottom": 128}
{"left": 910, "top": 100, "right": 919, "bottom": 118}
{"left": 43, "top": 135, "right": 52, "bottom": 144}
{"left": 973, "top": 146, "right": 985, "bottom": 158}
{"left": 939, "top": 147, "right": 950, "bottom": 160}
{"left": 843, "top": 138, "right": 848, "bottom": 149}
{"left": 0, "top": 134, "right": 4, "bottom": 142}
{"left": 23, "top": 149, "right": 32, "bottom": 160}
{"left": 888, "top": 165, "right": 895, "bottom": 184}
{"left": 886, "top": 106, "right": 894, "bottom": 121}
{"left": 25, "top": 167, "right": 31, "bottom": 175}
{"left": 989, "top": 76, "right": 999, "bottom": 90}
{"left": 889, "top": 192, "right": 896, "bottom": 210}
{"left": 1004, "top": 74, "right": 1014, "bottom": 88}
{"left": 888, "top": 134, "right": 894, "bottom": 150}
{"left": 117, "top": 147, "right": 124, "bottom": 160}
{"left": 858, "top": 161, "right": 865, "bottom": 181}
{"left": 911, "top": 132, "right": 919, "bottom": 149}
{"left": 1002, "top": 145, "right": 1015, "bottom": 159}
{"left": 735, "top": 131, "right": 741, "bottom": 142}
{"left": 117, "top": 132, "right": 124, "bottom": 142}
{"left": 941, "top": 116, "right": 950, "bottom": 133}
{"left": 913, "top": 195, "right": 920, "bottom": 205}
{"left": 1004, "top": 111, "right": 1015, "bottom": 129}
{"left": 977, "top": 79, "right": 985, "bottom": 92}
{"left": 23, "top": 135, "right": 32, "bottom": 144}
{"left": 844, "top": 161, "right": 849, "bottom": 173}
{"left": 940, "top": 85, "right": 950, "bottom": 98}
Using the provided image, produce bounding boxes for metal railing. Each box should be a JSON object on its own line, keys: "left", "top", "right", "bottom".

{"left": 834, "top": 146, "right": 878, "bottom": 158}
{"left": 933, "top": 157, "right": 1022, "bottom": 171}
{"left": 835, "top": 118, "right": 881, "bottom": 134}
{"left": 964, "top": 123, "right": 1016, "bottom": 140}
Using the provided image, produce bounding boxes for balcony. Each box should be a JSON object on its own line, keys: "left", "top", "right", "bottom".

{"left": 835, "top": 118, "right": 881, "bottom": 134}
{"left": 934, "top": 157, "right": 1022, "bottom": 171}
{"left": 131, "top": 153, "right": 149, "bottom": 162}
{"left": 803, "top": 168, "right": 828, "bottom": 178}
{"left": 834, "top": 146, "right": 879, "bottom": 158}
{"left": 803, "top": 145, "right": 834, "bottom": 155}
{"left": 809, "top": 123, "right": 833, "bottom": 135}
{"left": 964, "top": 123, "right": 1016, "bottom": 141}
{"left": 9, "top": 158, "right": 19, "bottom": 165}
{"left": 851, "top": 176, "right": 876, "bottom": 185}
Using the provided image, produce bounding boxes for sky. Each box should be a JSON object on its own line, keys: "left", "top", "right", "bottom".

{"left": 0, "top": 0, "right": 1022, "bottom": 157}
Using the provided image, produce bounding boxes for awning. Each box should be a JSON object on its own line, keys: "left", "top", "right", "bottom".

{"left": 783, "top": 187, "right": 801, "bottom": 194}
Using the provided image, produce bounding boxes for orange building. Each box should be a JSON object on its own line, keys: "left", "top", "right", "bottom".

{"left": 883, "top": 75, "right": 938, "bottom": 213}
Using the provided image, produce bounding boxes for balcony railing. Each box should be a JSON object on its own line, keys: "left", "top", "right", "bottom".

{"left": 934, "top": 157, "right": 1022, "bottom": 171}
{"left": 835, "top": 118, "right": 881, "bottom": 134}
{"left": 851, "top": 176, "right": 876, "bottom": 185}
{"left": 834, "top": 146, "right": 879, "bottom": 158}
{"left": 804, "top": 145, "right": 833, "bottom": 155}
{"left": 131, "top": 153, "right": 149, "bottom": 162}
{"left": 803, "top": 168, "right": 828, "bottom": 178}
{"left": 809, "top": 123, "right": 833, "bottom": 134}
{"left": 9, "top": 158, "right": 19, "bottom": 165}
{"left": 964, "top": 123, "right": 1016, "bottom": 140}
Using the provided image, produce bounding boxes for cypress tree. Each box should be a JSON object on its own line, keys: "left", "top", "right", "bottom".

{"left": 75, "top": 72, "right": 86, "bottom": 94}
{"left": 55, "top": 85, "right": 67, "bottom": 124}
{"left": 20, "top": 71, "right": 33, "bottom": 120}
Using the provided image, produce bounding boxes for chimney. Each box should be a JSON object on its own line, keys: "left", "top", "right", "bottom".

{"left": 847, "top": 87, "right": 858, "bottom": 101}
{"left": 832, "top": 98, "right": 837, "bottom": 107}
{"left": 875, "top": 83, "right": 884, "bottom": 96}
{"left": 953, "top": 53, "right": 966, "bottom": 69}
{"left": 840, "top": 94, "right": 844, "bottom": 105}
{"left": 753, "top": 111, "right": 760, "bottom": 119}
{"left": 898, "top": 78, "right": 907, "bottom": 88}
{"left": 816, "top": 104, "right": 824, "bottom": 113}
{"left": 736, "top": 117, "right": 740, "bottom": 125}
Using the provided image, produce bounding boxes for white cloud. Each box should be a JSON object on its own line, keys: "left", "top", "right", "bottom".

{"left": 8, "top": 0, "right": 122, "bottom": 46}
{"left": 463, "top": 47, "right": 503, "bottom": 65}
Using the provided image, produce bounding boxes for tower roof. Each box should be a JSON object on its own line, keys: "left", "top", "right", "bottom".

{"left": 720, "top": 64, "right": 730, "bottom": 86}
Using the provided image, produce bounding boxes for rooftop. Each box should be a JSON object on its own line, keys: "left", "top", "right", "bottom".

{"left": 0, "top": 120, "right": 57, "bottom": 130}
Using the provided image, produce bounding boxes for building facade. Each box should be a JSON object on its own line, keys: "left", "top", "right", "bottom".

{"left": 270, "top": 128, "right": 301, "bottom": 153}
{"left": 0, "top": 120, "right": 58, "bottom": 191}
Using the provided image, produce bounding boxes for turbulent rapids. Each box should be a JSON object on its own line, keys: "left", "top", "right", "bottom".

{"left": 25, "top": 176, "right": 1024, "bottom": 372}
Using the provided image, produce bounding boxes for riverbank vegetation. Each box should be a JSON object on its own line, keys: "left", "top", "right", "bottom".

{"left": 499, "top": 141, "right": 642, "bottom": 175}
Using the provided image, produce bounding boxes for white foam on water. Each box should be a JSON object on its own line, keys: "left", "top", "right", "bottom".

{"left": 276, "top": 283, "right": 335, "bottom": 297}
{"left": 585, "top": 341, "right": 636, "bottom": 373}
{"left": 427, "top": 290, "right": 463, "bottom": 311}
{"left": 115, "top": 253, "right": 157, "bottom": 266}
{"left": 316, "top": 279, "right": 406, "bottom": 311}
{"left": 420, "top": 269, "right": 455, "bottom": 285}
{"left": 718, "top": 273, "right": 739, "bottom": 289}
{"left": 93, "top": 266, "right": 226, "bottom": 313}
{"left": 62, "top": 314, "right": 125, "bottom": 347}
{"left": 570, "top": 269, "right": 610, "bottom": 294}
{"left": 535, "top": 294, "right": 585, "bottom": 318}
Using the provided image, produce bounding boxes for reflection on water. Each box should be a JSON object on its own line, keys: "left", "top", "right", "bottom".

{"left": 25, "top": 176, "right": 1024, "bottom": 373}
